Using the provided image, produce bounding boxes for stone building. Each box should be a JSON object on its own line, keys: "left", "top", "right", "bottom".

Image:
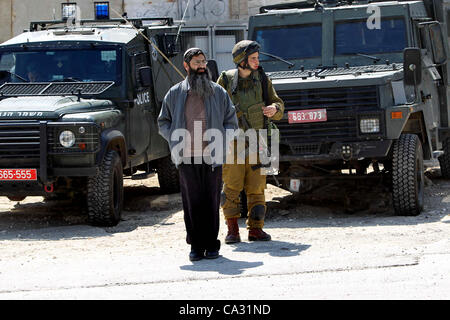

{"left": 0, "top": 0, "right": 295, "bottom": 71}
{"left": 0, "top": 0, "right": 123, "bottom": 42}
{"left": 0, "top": 0, "right": 297, "bottom": 42}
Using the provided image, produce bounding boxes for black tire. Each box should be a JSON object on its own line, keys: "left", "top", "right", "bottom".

{"left": 438, "top": 138, "right": 450, "bottom": 178}
{"left": 156, "top": 156, "right": 180, "bottom": 193}
{"left": 239, "top": 190, "right": 248, "bottom": 218}
{"left": 392, "top": 134, "right": 424, "bottom": 216}
{"left": 87, "top": 150, "right": 123, "bottom": 226}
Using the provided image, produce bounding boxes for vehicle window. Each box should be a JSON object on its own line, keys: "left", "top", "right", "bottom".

{"left": 335, "top": 18, "right": 407, "bottom": 55}
{"left": 254, "top": 24, "right": 322, "bottom": 60}
{"left": 0, "top": 48, "right": 121, "bottom": 84}
{"left": 0, "top": 53, "right": 15, "bottom": 70}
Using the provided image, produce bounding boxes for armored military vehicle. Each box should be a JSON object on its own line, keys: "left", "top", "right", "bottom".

{"left": 0, "top": 17, "right": 188, "bottom": 226}
{"left": 249, "top": 0, "right": 450, "bottom": 215}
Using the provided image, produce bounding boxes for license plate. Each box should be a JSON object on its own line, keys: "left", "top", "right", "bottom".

{"left": 288, "top": 109, "right": 327, "bottom": 123}
{"left": 290, "top": 179, "right": 301, "bottom": 192}
{"left": 0, "top": 169, "right": 37, "bottom": 181}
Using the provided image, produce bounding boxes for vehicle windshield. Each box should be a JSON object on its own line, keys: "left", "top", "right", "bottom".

{"left": 0, "top": 47, "right": 121, "bottom": 84}
{"left": 254, "top": 24, "right": 322, "bottom": 61}
{"left": 335, "top": 18, "right": 407, "bottom": 55}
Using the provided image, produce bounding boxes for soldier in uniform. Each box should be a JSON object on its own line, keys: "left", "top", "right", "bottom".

{"left": 217, "top": 40, "right": 284, "bottom": 243}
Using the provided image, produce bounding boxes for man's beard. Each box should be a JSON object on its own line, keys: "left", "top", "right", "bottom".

{"left": 187, "top": 66, "right": 213, "bottom": 99}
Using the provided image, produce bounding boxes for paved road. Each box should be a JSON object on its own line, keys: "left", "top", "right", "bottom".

{"left": 0, "top": 167, "right": 449, "bottom": 301}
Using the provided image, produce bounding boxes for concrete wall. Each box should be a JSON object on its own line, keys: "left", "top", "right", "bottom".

{"left": 0, "top": 0, "right": 13, "bottom": 42}
{"left": 0, "top": 0, "right": 291, "bottom": 43}
{"left": 125, "top": 0, "right": 232, "bottom": 22}
{"left": 11, "top": 0, "right": 124, "bottom": 34}
{"left": 0, "top": 0, "right": 124, "bottom": 43}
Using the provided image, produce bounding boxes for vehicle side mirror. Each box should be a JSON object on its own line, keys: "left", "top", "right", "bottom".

{"left": 429, "top": 23, "right": 447, "bottom": 65}
{"left": 207, "top": 60, "right": 219, "bottom": 82}
{"left": 403, "top": 48, "right": 422, "bottom": 86}
{"left": 139, "top": 66, "right": 152, "bottom": 87}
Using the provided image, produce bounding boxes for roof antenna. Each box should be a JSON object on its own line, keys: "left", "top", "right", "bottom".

{"left": 175, "top": 0, "right": 191, "bottom": 46}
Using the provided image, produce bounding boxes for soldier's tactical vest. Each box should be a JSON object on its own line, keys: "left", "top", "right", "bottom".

{"left": 221, "top": 69, "right": 267, "bottom": 130}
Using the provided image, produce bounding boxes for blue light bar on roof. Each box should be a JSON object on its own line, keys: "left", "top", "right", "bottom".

{"left": 95, "top": 2, "right": 109, "bottom": 20}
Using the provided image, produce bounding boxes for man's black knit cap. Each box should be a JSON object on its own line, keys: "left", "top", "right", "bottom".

{"left": 183, "top": 47, "right": 206, "bottom": 63}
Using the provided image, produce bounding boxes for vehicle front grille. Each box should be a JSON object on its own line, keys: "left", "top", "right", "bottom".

{"left": 0, "top": 81, "right": 114, "bottom": 96}
{"left": 276, "top": 85, "right": 379, "bottom": 155}
{"left": 291, "top": 143, "right": 321, "bottom": 155}
{"left": 0, "top": 122, "right": 41, "bottom": 166}
{"left": 0, "top": 84, "right": 48, "bottom": 95}
{"left": 42, "top": 82, "right": 113, "bottom": 95}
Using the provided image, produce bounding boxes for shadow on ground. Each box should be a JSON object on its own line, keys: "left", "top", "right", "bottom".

{"left": 179, "top": 240, "right": 309, "bottom": 275}
{"left": 0, "top": 182, "right": 182, "bottom": 240}
{"left": 230, "top": 240, "right": 310, "bottom": 257}
{"left": 180, "top": 257, "right": 264, "bottom": 275}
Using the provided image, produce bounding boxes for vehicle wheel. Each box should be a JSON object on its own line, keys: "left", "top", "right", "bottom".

{"left": 156, "top": 156, "right": 180, "bottom": 193}
{"left": 392, "top": 134, "right": 424, "bottom": 216}
{"left": 87, "top": 150, "right": 123, "bottom": 226}
{"left": 438, "top": 137, "right": 450, "bottom": 178}
{"left": 239, "top": 190, "right": 248, "bottom": 218}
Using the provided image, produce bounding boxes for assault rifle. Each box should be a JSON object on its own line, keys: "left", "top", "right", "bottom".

{"left": 234, "top": 103, "right": 280, "bottom": 187}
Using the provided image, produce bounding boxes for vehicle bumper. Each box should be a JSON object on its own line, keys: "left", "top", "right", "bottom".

{"left": 0, "top": 167, "right": 98, "bottom": 196}
{"left": 280, "top": 139, "right": 393, "bottom": 163}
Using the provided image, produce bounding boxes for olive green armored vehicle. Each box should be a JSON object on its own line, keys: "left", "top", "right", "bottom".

{"left": 250, "top": 0, "right": 450, "bottom": 215}
{"left": 0, "top": 17, "right": 187, "bottom": 226}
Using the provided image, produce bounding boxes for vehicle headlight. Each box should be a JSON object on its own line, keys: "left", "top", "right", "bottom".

{"left": 59, "top": 130, "right": 76, "bottom": 147}
{"left": 360, "top": 118, "right": 380, "bottom": 133}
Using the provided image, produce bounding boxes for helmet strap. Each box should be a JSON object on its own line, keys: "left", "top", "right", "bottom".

{"left": 238, "top": 58, "right": 254, "bottom": 71}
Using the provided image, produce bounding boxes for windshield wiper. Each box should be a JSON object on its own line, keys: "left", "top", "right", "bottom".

{"left": 51, "top": 77, "right": 83, "bottom": 82}
{"left": 356, "top": 53, "right": 381, "bottom": 63}
{"left": 0, "top": 70, "right": 29, "bottom": 82}
{"left": 259, "top": 52, "right": 295, "bottom": 69}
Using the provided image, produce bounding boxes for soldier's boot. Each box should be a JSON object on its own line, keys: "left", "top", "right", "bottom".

{"left": 225, "top": 218, "right": 241, "bottom": 244}
{"left": 247, "top": 204, "right": 271, "bottom": 241}
{"left": 248, "top": 228, "right": 271, "bottom": 241}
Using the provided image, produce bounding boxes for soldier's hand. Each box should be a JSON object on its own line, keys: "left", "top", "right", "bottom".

{"left": 262, "top": 105, "right": 277, "bottom": 118}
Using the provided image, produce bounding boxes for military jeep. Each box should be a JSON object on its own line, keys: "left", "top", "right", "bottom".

{"left": 0, "top": 17, "right": 187, "bottom": 226}
{"left": 250, "top": 0, "right": 450, "bottom": 216}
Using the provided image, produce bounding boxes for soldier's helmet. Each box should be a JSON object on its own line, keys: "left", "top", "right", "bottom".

{"left": 232, "top": 40, "right": 261, "bottom": 65}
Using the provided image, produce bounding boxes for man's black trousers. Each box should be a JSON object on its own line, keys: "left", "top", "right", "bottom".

{"left": 178, "top": 162, "right": 222, "bottom": 252}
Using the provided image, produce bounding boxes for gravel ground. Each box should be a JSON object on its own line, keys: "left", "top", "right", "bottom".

{"left": 0, "top": 160, "right": 449, "bottom": 299}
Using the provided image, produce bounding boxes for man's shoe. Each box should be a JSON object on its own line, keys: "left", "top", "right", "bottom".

{"left": 189, "top": 250, "right": 204, "bottom": 261}
{"left": 204, "top": 250, "right": 220, "bottom": 259}
{"left": 248, "top": 228, "right": 271, "bottom": 241}
{"left": 225, "top": 218, "right": 241, "bottom": 244}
